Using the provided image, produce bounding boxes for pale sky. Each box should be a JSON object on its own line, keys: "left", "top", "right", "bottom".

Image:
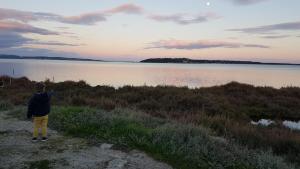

{"left": 0, "top": 0, "right": 300, "bottom": 62}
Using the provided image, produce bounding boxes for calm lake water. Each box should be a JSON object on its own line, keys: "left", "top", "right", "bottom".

{"left": 1, "top": 59, "right": 300, "bottom": 88}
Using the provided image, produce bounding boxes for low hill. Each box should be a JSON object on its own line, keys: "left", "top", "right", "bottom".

{"left": 140, "top": 58, "right": 300, "bottom": 65}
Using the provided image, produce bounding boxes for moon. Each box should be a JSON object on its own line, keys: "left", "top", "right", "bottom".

{"left": 206, "top": 2, "right": 211, "bottom": 6}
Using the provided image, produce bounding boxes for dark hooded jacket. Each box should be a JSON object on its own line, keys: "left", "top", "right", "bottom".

{"left": 27, "top": 92, "right": 53, "bottom": 118}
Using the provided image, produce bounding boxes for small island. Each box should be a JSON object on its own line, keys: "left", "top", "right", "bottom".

{"left": 140, "top": 58, "right": 300, "bottom": 66}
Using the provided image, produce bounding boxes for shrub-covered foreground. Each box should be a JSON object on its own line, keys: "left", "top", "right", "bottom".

{"left": 8, "top": 107, "right": 296, "bottom": 169}
{"left": 1, "top": 76, "right": 300, "bottom": 168}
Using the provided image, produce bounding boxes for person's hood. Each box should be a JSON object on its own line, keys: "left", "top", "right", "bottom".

{"left": 34, "top": 92, "right": 49, "bottom": 103}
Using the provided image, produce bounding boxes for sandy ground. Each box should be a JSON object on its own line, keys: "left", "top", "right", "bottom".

{"left": 0, "top": 111, "right": 172, "bottom": 169}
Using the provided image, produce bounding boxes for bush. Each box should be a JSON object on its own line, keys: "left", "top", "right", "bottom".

{"left": 45, "top": 106, "right": 295, "bottom": 169}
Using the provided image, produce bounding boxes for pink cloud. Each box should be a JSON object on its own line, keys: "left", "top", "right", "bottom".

{"left": 228, "top": 21, "right": 300, "bottom": 34}
{"left": 146, "top": 39, "right": 269, "bottom": 49}
{"left": 63, "top": 4, "right": 144, "bottom": 25}
{"left": 0, "top": 20, "right": 58, "bottom": 35}
{"left": 105, "top": 3, "right": 144, "bottom": 14}
{"left": 149, "top": 12, "right": 219, "bottom": 25}
{"left": 0, "top": 8, "right": 60, "bottom": 22}
{"left": 62, "top": 13, "right": 107, "bottom": 25}
{"left": 0, "top": 4, "right": 144, "bottom": 26}
{"left": 231, "top": 0, "right": 269, "bottom": 5}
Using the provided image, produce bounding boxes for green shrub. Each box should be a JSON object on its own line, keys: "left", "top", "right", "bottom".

{"left": 46, "top": 106, "right": 295, "bottom": 169}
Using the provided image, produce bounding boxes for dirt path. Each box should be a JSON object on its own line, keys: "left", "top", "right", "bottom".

{"left": 0, "top": 111, "right": 172, "bottom": 169}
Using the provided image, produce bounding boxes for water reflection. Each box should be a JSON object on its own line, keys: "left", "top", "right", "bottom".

{"left": 0, "top": 59, "right": 300, "bottom": 88}
{"left": 251, "top": 119, "right": 300, "bottom": 131}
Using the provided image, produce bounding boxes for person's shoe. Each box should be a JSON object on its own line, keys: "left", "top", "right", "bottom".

{"left": 31, "top": 137, "right": 38, "bottom": 142}
{"left": 41, "top": 137, "right": 48, "bottom": 142}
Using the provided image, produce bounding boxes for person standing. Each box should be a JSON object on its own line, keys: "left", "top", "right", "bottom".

{"left": 27, "top": 82, "right": 53, "bottom": 142}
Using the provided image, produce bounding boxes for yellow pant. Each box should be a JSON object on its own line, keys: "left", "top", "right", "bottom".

{"left": 33, "top": 115, "right": 48, "bottom": 137}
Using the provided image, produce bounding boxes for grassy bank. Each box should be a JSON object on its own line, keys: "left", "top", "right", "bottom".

{"left": 8, "top": 106, "right": 296, "bottom": 169}
{"left": 1, "top": 76, "right": 300, "bottom": 121}
{"left": 1, "top": 76, "right": 300, "bottom": 168}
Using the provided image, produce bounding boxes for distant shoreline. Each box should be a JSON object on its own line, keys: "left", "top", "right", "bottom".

{"left": 0, "top": 54, "right": 103, "bottom": 62}
{"left": 1, "top": 55, "right": 300, "bottom": 66}
{"left": 140, "top": 58, "right": 300, "bottom": 66}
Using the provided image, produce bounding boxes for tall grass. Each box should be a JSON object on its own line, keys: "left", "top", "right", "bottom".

{"left": 2, "top": 76, "right": 300, "bottom": 120}
{"left": 0, "top": 100, "right": 13, "bottom": 111}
